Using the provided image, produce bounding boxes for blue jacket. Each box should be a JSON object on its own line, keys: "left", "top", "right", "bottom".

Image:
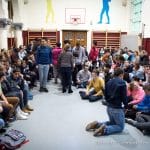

{"left": 36, "top": 46, "right": 52, "bottom": 65}
{"left": 136, "top": 95, "right": 150, "bottom": 113}
{"left": 105, "top": 77, "right": 127, "bottom": 109}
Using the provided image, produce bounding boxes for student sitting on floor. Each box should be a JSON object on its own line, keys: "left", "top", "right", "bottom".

{"left": 79, "top": 69, "right": 104, "bottom": 102}
{"left": 76, "top": 61, "right": 91, "bottom": 88}
{"left": 0, "top": 104, "right": 6, "bottom": 133}
{"left": 0, "top": 72, "right": 14, "bottom": 122}
{"left": 126, "top": 83, "right": 150, "bottom": 135}
{"left": 125, "top": 81, "right": 145, "bottom": 119}
{"left": 127, "top": 81, "right": 145, "bottom": 106}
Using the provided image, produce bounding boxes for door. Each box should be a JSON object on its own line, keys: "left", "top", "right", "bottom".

{"left": 62, "top": 30, "right": 87, "bottom": 48}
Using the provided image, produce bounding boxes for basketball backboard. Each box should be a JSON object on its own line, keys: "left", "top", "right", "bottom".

{"left": 65, "top": 8, "right": 86, "bottom": 24}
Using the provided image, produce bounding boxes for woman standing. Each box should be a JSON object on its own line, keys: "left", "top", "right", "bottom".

{"left": 58, "top": 44, "right": 74, "bottom": 93}
{"left": 52, "top": 42, "right": 62, "bottom": 84}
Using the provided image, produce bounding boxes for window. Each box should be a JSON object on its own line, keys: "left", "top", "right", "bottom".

{"left": 130, "top": 0, "right": 142, "bottom": 33}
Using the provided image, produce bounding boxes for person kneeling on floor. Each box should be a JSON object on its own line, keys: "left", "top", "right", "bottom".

{"left": 85, "top": 68, "right": 128, "bottom": 136}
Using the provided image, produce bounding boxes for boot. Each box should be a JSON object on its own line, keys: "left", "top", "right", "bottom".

{"left": 85, "top": 121, "right": 99, "bottom": 131}
{"left": 68, "top": 89, "right": 73, "bottom": 93}
{"left": 26, "top": 105, "right": 34, "bottom": 111}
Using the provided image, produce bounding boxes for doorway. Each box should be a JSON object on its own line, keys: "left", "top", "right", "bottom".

{"left": 62, "top": 30, "right": 87, "bottom": 48}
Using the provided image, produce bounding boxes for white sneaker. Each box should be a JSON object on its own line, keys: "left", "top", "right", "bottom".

{"left": 20, "top": 110, "right": 29, "bottom": 116}
{"left": 16, "top": 112, "right": 28, "bottom": 120}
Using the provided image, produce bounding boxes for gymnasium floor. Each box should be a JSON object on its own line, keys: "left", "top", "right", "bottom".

{"left": 12, "top": 81, "right": 150, "bottom": 150}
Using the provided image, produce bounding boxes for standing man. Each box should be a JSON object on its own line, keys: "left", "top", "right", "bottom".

{"left": 72, "top": 42, "right": 86, "bottom": 86}
{"left": 36, "top": 38, "right": 52, "bottom": 92}
{"left": 86, "top": 68, "right": 127, "bottom": 136}
{"left": 98, "top": 0, "right": 111, "bottom": 24}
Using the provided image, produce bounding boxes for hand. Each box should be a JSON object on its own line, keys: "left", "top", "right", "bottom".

{"left": 136, "top": 112, "right": 142, "bottom": 116}
{"left": 0, "top": 101, "right": 8, "bottom": 106}
{"left": 77, "top": 80, "right": 81, "bottom": 84}
{"left": 86, "top": 91, "right": 89, "bottom": 96}
{"left": 0, "top": 105, "right": 3, "bottom": 113}
{"left": 128, "top": 102, "right": 132, "bottom": 105}
{"left": 19, "top": 73, "right": 24, "bottom": 79}
{"left": 132, "top": 105, "right": 137, "bottom": 109}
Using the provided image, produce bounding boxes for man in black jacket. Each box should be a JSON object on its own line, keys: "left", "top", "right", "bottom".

{"left": 86, "top": 68, "right": 127, "bottom": 136}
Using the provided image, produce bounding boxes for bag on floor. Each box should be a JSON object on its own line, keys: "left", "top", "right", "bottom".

{"left": 0, "top": 129, "right": 28, "bottom": 149}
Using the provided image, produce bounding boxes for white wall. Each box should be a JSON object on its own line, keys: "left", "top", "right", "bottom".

{"left": 22, "top": 0, "right": 130, "bottom": 31}
{"left": 121, "top": 35, "right": 139, "bottom": 50}
{"left": 20, "top": 0, "right": 130, "bottom": 50}
{"left": 142, "top": 0, "right": 150, "bottom": 38}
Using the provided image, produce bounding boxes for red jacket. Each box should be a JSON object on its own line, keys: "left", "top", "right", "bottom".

{"left": 89, "top": 47, "right": 99, "bottom": 61}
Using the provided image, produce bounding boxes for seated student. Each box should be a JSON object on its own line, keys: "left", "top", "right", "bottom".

{"left": 7, "top": 68, "right": 33, "bottom": 111}
{"left": 76, "top": 61, "right": 91, "bottom": 88}
{"left": 130, "top": 63, "right": 145, "bottom": 81}
{"left": 79, "top": 69, "right": 104, "bottom": 102}
{"left": 0, "top": 104, "right": 6, "bottom": 133}
{"left": 0, "top": 72, "right": 14, "bottom": 122}
{"left": 127, "top": 81, "right": 145, "bottom": 106}
{"left": 0, "top": 72, "right": 24, "bottom": 121}
{"left": 143, "top": 65, "right": 150, "bottom": 84}
{"left": 1, "top": 69, "right": 32, "bottom": 119}
{"left": 125, "top": 81, "right": 145, "bottom": 119}
{"left": 126, "top": 83, "right": 150, "bottom": 135}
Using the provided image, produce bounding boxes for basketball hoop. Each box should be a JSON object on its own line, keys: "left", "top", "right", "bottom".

{"left": 71, "top": 18, "right": 79, "bottom": 25}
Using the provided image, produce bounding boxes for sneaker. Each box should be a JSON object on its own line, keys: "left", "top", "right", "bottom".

{"left": 85, "top": 121, "right": 99, "bottom": 131}
{"left": 26, "top": 105, "right": 34, "bottom": 111}
{"left": 68, "top": 89, "right": 73, "bottom": 93}
{"left": 93, "top": 124, "right": 106, "bottom": 136}
{"left": 20, "top": 110, "right": 29, "bottom": 116}
{"left": 39, "top": 87, "right": 44, "bottom": 92}
{"left": 16, "top": 113, "right": 28, "bottom": 120}
{"left": 43, "top": 88, "right": 49, "bottom": 92}
{"left": 62, "top": 88, "right": 66, "bottom": 93}
{"left": 0, "top": 128, "right": 6, "bottom": 133}
{"left": 125, "top": 118, "right": 135, "bottom": 125}
{"left": 54, "top": 79, "right": 58, "bottom": 84}
{"left": 22, "top": 108, "right": 31, "bottom": 114}
{"left": 102, "top": 100, "right": 107, "bottom": 106}
{"left": 5, "top": 122, "right": 11, "bottom": 128}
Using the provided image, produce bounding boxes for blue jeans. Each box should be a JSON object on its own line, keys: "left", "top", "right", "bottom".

{"left": 0, "top": 118, "right": 5, "bottom": 129}
{"left": 38, "top": 64, "right": 50, "bottom": 88}
{"left": 101, "top": 107, "right": 125, "bottom": 135}
{"left": 77, "top": 81, "right": 88, "bottom": 88}
{"left": 24, "top": 83, "right": 33, "bottom": 100}
{"left": 79, "top": 90, "right": 102, "bottom": 102}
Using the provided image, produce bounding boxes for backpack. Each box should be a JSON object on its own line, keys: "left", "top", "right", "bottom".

{"left": 0, "top": 129, "right": 28, "bottom": 150}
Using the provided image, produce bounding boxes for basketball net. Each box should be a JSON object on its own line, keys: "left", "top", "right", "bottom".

{"left": 72, "top": 18, "right": 78, "bottom": 25}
